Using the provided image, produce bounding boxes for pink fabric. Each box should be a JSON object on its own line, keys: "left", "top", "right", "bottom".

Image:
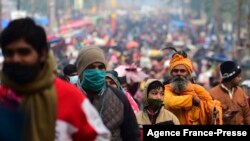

{"left": 139, "top": 129, "right": 143, "bottom": 141}
{"left": 0, "top": 86, "right": 22, "bottom": 109}
{"left": 125, "top": 92, "right": 140, "bottom": 114}
{"left": 114, "top": 65, "right": 148, "bottom": 83}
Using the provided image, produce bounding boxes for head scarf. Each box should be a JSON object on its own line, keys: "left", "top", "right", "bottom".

{"left": 76, "top": 46, "right": 106, "bottom": 80}
{"left": 169, "top": 54, "right": 193, "bottom": 74}
{"left": 106, "top": 71, "right": 123, "bottom": 91}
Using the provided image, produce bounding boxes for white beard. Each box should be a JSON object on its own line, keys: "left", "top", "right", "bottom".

{"left": 171, "top": 76, "right": 189, "bottom": 94}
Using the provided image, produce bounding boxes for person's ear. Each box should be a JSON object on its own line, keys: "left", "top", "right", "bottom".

{"left": 40, "top": 49, "right": 48, "bottom": 62}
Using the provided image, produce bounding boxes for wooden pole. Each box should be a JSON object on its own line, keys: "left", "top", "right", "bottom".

{"left": 0, "top": 0, "right": 2, "bottom": 32}
{"left": 214, "top": 0, "right": 220, "bottom": 44}
{"left": 237, "top": 0, "right": 242, "bottom": 46}
{"left": 17, "top": 0, "right": 21, "bottom": 10}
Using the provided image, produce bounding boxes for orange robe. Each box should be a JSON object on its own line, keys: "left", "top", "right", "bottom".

{"left": 164, "top": 82, "right": 223, "bottom": 125}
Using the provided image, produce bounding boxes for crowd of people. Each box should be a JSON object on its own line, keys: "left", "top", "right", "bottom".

{"left": 0, "top": 15, "right": 250, "bottom": 141}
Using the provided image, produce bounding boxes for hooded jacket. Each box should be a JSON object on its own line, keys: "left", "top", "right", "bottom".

{"left": 136, "top": 79, "right": 180, "bottom": 125}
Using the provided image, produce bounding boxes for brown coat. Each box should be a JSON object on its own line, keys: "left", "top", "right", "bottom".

{"left": 209, "top": 85, "right": 250, "bottom": 125}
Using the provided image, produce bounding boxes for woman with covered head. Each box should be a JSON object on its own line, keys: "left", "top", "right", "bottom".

{"left": 164, "top": 51, "right": 223, "bottom": 125}
{"left": 105, "top": 70, "right": 140, "bottom": 114}
{"left": 136, "top": 79, "right": 180, "bottom": 125}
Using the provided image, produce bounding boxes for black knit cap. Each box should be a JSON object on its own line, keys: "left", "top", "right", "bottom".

{"left": 220, "top": 61, "right": 241, "bottom": 83}
{"left": 63, "top": 64, "right": 77, "bottom": 76}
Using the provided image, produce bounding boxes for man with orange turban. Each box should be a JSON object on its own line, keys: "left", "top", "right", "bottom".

{"left": 164, "top": 53, "right": 223, "bottom": 125}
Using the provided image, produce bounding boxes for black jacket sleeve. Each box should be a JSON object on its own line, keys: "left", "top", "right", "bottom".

{"left": 109, "top": 86, "right": 140, "bottom": 141}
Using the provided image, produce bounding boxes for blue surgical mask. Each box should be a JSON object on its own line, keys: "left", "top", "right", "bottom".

{"left": 69, "top": 75, "right": 78, "bottom": 84}
{"left": 80, "top": 69, "right": 106, "bottom": 93}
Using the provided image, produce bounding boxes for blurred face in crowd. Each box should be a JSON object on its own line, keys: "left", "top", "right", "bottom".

{"left": 66, "top": 72, "right": 78, "bottom": 84}
{"left": 3, "top": 38, "right": 45, "bottom": 65}
{"left": 85, "top": 62, "right": 106, "bottom": 71}
{"left": 2, "top": 38, "right": 47, "bottom": 83}
{"left": 148, "top": 86, "right": 164, "bottom": 101}
{"left": 170, "top": 64, "right": 190, "bottom": 94}
{"left": 230, "top": 74, "right": 242, "bottom": 88}
{"left": 67, "top": 72, "right": 78, "bottom": 77}
{"left": 121, "top": 83, "right": 128, "bottom": 92}
{"left": 105, "top": 77, "right": 118, "bottom": 88}
{"left": 80, "top": 62, "right": 106, "bottom": 93}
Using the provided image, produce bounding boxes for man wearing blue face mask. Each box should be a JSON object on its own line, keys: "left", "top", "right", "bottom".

{"left": 76, "top": 46, "right": 140, "bottom": 141}
{"left": 63, "top": 64, "right": 78, "bottom": 85}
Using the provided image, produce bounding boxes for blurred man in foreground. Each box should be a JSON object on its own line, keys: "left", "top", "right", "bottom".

{"left": 0, "top": 18, "right": 110, "bottom": 141}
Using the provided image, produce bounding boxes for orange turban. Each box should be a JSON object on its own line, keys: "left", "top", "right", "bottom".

{"left": 169, "top": 54, "right": 193, "bottom": 74}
